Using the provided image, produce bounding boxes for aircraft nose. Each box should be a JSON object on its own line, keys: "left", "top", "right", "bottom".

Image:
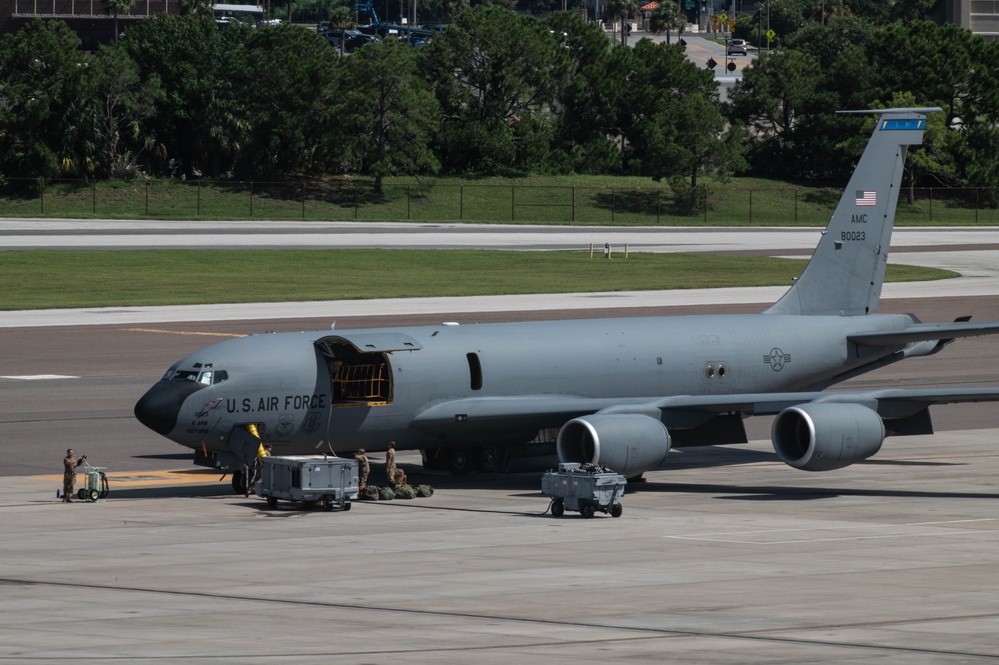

{"left": 134, "top": 381, "right": 190, "bottom": 436}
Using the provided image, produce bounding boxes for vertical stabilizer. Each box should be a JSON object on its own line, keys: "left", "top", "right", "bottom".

{"left": 765, "top": 108, "right": 940, "bottom": 316}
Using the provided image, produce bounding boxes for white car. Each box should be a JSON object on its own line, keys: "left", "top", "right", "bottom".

{"left": 727, "top": 38, "right": 748, "bottom": 56}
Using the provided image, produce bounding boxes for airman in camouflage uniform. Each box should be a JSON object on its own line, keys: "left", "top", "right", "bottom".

{"left": 62, "top": 449, "right": 83, "bottom": 502}
{"left": 354, "top": 449, "right": 370, "bottom": 489}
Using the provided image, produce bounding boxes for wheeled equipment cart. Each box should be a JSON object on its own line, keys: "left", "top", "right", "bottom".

{"left": 541, "top": 463, "right": 627, "bottom": 518}
{"left": 77, "top": 460, "right": 110, "bottom": 502}
{"left": 256, "top": 455, "right": 359, "bottom": 511}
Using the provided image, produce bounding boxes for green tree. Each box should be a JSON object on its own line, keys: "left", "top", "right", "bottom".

{"left": 87, "top": 44, "right": 163, "bottom": 178}
{"left": 123, "top": 14, "right": 249, "bottom": 177}
{"left": 547, "top": 12, "right": 621, "bottom": 173}
{"left": 105, "top": 0, "right": 135, "bottom": 43}
{"left": 0, "top": 19, "right": 93, "bottom": 183}
{"left": 618, "top": 40, "right": 742, "bottom": 186}
{"left": 648, "top": 0, "right": 686, "bottom": 44}
{"left": 422, "top": 6, "right": 557, "bottom": 174}
{"left": 231, "top": 24, "right": 342, "bottom": 178}
{"left": 867, "top": 21, "right": 983, "bottom": 125}
{"left": 726, "top": 48, "right": 823, "bottom": 159}
{"left": 338, "top": 38, "right": 440, "bottom": 191}
{"left": 784, "top": 13, "right": 873, "bottom": 69}
{"left": 757, "top": 0, "right": 809, "bottom": 43}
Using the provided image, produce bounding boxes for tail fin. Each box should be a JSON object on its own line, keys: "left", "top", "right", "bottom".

{"left": 765, "top": 107, "right": 940, "bottom": 316}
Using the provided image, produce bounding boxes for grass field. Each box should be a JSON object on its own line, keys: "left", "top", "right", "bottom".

{"left": 0, "top": 249, "right": 954, "bottom": 310}
{"left": 6, "top": 176, "right": 998, "bottom": 226}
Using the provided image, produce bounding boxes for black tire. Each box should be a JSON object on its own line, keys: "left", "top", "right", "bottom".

{"left": 610, "top": 503, "right": 623, "bottom": 518}
{"left": 77, "top": 489, "right": 87, "bottom": 500}
{"left": 88, "top": 489, "right": 99, "bottom": 502}
{"left": 477, "top": 446, "right": 500, "bottom": 474}
{"left": 581, "top": 503, "right": 595, "bottom": 519}
{"left": 552, "top": 499, "right": 564, "bottom": 517}
{"left": 231, "top": 469, "right": 249, "bottom": 495}
{"left": 323, "top": 495, "right": 335, "bottom": 511}
{"left": 266, "top": 495, "right": 277, "bottom": 509}
{"left": 343, "top": 501, "right": 352, "bottom": 512}
{"left": 449, "top": 447, "right": 472, "bottom": 474}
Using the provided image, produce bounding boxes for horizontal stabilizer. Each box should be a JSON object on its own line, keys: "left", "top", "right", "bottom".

{"left": 848, "top": 321, "right": 999, "bottom": 346}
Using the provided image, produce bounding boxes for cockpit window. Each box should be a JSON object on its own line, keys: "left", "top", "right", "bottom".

{"left": 168, "top": 368, "right": 228, "bottom": 385}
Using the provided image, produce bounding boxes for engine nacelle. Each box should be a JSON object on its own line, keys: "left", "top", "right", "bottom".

{"left": 772, "top": 402, "right": 885, "bottom": 472}
{"left": 556, "top": 414, "right": 670, "bottom": 476}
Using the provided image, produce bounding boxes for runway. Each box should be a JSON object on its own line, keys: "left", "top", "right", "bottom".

{"left": 3, "top": 222, "right": 999, "bottom": 663}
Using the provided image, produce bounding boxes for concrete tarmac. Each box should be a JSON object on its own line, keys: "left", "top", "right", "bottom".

{"left": 2, "top": 433, "right": 999, "bottom": 664}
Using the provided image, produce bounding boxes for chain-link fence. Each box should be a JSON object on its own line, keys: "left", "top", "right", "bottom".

{"left": 4, "top": 179, "right": 998, "bottom": 225}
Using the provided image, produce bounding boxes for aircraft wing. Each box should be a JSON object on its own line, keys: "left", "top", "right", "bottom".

{"left": 848, "top": 320, "right": 999, "bottom": 346}
{"left": 411, "top": 388, "right": 999, "bottom": 441}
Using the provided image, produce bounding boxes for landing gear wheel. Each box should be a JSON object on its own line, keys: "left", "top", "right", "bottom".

{"left": 477, "top": 446, "right": 500, "bottom": 474}
{"left": 266, "top": 495, "right": 278, "bottom": 509}
{"left": 88, "top": 489, "right": 99, "bottom": 502}
{"left": 231, "top": 469, "right": 249, "bottom": 495}
{"left": 610, "top": 504, "right": 623, "bottom": 518}
{"left": 77, "top": 489, "right": 87, "bottom": 500}
{"left": 551, "top": 499, "right": 564, "bottom": 517}
{"left": 581, "top": 503, "right": 595, "bottom": 519}
{"left": 449, "top": 448, "right": 472, "bottom": 474}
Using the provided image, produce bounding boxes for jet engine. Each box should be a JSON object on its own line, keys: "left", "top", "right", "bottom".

{"left": 772, "top": 402, "right": 885, "bottom": 472}
{"left": 556, "top": 414, "right": 670, "bottom": 476}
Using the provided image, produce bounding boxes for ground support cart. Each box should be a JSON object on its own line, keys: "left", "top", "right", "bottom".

{"left": 541, "top": 463, "right": 627, "bottom": 518}
{"left": 78, "top": 461, "right": 109, "bottom": 502}
{"left": 256, "top": 455, "right": 359, "bottom": 511}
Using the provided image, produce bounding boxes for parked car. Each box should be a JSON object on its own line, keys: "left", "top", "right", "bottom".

{"left": 324, "top": 29, "right": 380, "bottom": 53}
{"left": 727, "top": 38, "right": 748, "bottom": 56}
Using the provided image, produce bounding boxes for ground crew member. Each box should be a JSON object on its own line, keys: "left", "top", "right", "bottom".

{"left": 385, "top": 441, "right": 397, "bottom": 486}
{"left": 62, "top": 449, "right": 84, "bottom": 502}
{"left": 247, "top": 442, "right": 271, "bottom": 497}
{"left": 393, "top": 468, "right": 407, "bottom": 488}
{"left": 354, "top": 448, "right": 370, "bottom": 489}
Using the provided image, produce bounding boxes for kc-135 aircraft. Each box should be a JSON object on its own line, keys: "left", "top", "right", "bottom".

{"left": 135, "top": 107, "right": 999, "bottom": 492}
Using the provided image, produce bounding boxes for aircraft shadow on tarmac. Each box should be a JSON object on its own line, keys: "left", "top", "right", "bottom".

{"left": 634, "top": 482, "right": 999, "bottom": 501}
{"left": 132, "top": 453, "right": 197, "bottom": 461}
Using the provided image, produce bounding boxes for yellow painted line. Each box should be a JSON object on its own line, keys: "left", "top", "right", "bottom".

{"left": 35, "top": 469, "right": 221, "bottom": 487}
{"left": 125, "top": 328, "right": 246, "bottom": 338}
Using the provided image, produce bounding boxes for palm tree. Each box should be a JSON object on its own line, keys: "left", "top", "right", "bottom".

{"left": 180, "top": 0, "right": 215, "bottom": 21}
{"left": 105, "top": 0, "right": 135, "bottom": 42}
{"left": 648, "top": 0, "right": 686, "bottom": 44}
{"left": 328, "top": 6, "right": 355, "bottom": 56}
{"left": 606, "top": 0, "right": 637, "bottom": 46}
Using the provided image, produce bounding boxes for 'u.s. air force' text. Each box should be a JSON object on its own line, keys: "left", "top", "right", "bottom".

{"left": 227, "top": 394, "right": 327, "bottom": 413}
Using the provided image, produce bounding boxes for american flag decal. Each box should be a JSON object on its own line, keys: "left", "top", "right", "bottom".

{"left": 856, "top": 190, "right": 876, "bottom": 206}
